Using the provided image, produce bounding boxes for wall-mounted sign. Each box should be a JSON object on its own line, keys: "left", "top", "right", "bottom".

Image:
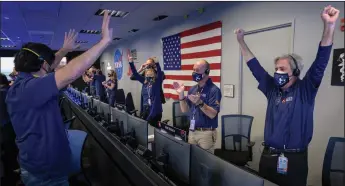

{"left": 331, "top": 48, "right": 344, "bottom": 86}
{"left": 114, "top": 49, "right": 123, "bottom": 80}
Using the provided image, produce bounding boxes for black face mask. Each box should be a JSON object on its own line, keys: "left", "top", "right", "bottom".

{"left": 146, "top": 77, "right": 154, "bottom": 83}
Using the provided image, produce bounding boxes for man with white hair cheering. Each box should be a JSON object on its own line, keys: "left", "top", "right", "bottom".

{"left": 235, "top": 5, "right": 340, "bottom": 186}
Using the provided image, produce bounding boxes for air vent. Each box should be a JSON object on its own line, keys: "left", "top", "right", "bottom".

{"left": 128, "top": 29, "right": 139, "bottom": 33}
{"left": 95, "top": 9, "right": 129, "bottom": 18}
{"left": 75, "top": 40, "right": 88, "bottom": 44}
{"left": 79, "top": 30, "right": 101, "bottom": 34}
{"left": 1, "top": 45, "right": 16, "bottom": 48}
{"left": 153, "top": 15, "right": 168, "bottom": 21}
{"left": 113, "top": 37, "right": 121, "bottom": 41}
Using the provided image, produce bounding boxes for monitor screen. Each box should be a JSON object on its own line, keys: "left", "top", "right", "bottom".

{"left": 0, "top": 57, "right": 15, "bottom": 80}
{"left": 191, "top": 145, "right": 265, "bottom": 186}
{"left": 111, "top": 107, "right": 128, "bottom": 134}
{"left": 154, "top": 129, "right": 190, "bottom": 185}
{"left": 127, "top": 114, "right": 148, "bottom": 148}
{"left": 100, "top": 101, "right": 111, "bottom": 122}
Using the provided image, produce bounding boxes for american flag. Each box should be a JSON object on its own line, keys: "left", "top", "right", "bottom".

{"left": 162, "top": 21, "right": 222, "bottom": 100}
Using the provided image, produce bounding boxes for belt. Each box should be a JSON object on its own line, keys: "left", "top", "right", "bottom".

{"left": 192, "top": 128, "right": 216, "bottom": 131}
{"left": 263, "top": 146, "right": 307, "bottom": 154}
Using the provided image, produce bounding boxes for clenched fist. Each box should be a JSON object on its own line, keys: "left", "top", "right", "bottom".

{"left": 321, "top": 5, "right": 340, "bottom": 25}
{"left": 234, "top": 28, "right": 245, "bottom": 42}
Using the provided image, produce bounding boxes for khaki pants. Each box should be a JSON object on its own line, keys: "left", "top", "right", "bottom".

{"left": 188, "top": 130, "right": 217, "bottom": 153}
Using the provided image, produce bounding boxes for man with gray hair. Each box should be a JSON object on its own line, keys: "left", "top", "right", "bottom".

{"left": 235, "top": 5, "right": 340, "bottom": 186}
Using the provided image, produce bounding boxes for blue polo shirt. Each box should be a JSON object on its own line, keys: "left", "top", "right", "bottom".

{"left": 186, "top": 78, "right": 221, "bottom": 129}
{"left": 94, "top": 74, "right": 106, "bottom": 97}
{"left": 247, "top": 43, "right": 332, "bottom": 149}
{"left": 5, "top": 72, "right": 71, "bottom": 179}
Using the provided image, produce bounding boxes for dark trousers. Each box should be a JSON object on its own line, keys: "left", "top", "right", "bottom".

{"left": 259, "top": 148, "right": 308, "bottom": 186}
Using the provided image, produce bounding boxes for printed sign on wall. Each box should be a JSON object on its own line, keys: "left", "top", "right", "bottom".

{"left": 331, "top": 48, "right": 344, "bottom": 86}
{"left": 114, "top": 49, "right": 123, "bottom": 80}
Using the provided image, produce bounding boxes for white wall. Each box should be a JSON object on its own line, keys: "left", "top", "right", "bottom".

{"left": 101, "top": 2, "right": 344, "bottom": 185}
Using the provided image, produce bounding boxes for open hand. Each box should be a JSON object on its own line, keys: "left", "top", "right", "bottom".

{"left": 188, "top": 94, "right": 201, "bottom": 105}
{"left": 234, "top": 28, "right": 245, "bottom": 42}
{"left": 127, "top": 52, "right": 133, "bottom": 62}
{"left": 173, "top": 82, "right": 185, "bottom": 94}
{"left": 100, "top": 10, "right": 113, "bottom": 45}
{"left": 62, "top": 29, "right": 79, "bottom": 52}
{"left": 321, "top": 5, "right": 340, "bottom": 24}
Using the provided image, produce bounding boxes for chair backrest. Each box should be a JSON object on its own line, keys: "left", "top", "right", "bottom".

{"left": 116, "top": 89, "right": 126, "bottom": 105}
{"left": 125, "top": 92, "right": 135, "bottom": 113}
{"left": 322, "top": 137, "right": 345, "bottom": 186}
{"left": 221, "top": 115, "right": 254, "bottom": 151}
{"left": 172, "top": 101, "right": 190, "bottom": 129}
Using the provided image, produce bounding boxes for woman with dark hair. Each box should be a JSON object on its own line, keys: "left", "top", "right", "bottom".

{"left": 0, "top": 73, "right": 19, "bottom": 185}
{"left": 102, "top": 70, "right": 118, "bottom": 107}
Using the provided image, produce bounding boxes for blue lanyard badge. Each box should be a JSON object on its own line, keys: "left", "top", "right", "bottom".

{"left": 190, "top": 87, "right": 204, "bottom": 131}
{"left": 277, "top": 153, "right": 288, "bottom": 174}
{"left": 147, "top": 84, "right": 152, "bottom": 106}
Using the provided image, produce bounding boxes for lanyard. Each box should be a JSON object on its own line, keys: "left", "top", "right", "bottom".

{"left": 192, "top": 86, "right": 204, "bottom": 119}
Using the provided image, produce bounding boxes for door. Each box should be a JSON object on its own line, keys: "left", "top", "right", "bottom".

{"left": 240, "top": 24, "right": 293, "bottom": 170}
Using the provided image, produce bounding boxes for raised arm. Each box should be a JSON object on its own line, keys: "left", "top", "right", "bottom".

{"left": 129, "top": 62, "right": 145, "bottom": 84}
{"left": 303, "top": 6, "right": 339, "bottom": 89}
{"left": 173, "top": 82, "right": 189, "bottom": 113}
{"left": 54, "top": 11, "right": 113, "bottom": 90}
{"left": 155, "top": 61, "right": 163, "bottom": 80}
{"left": 235, "top": 28, "right": 275, "bottom": 96}
{"left": 51, "top": 30, "right": 80, "bottom": 70}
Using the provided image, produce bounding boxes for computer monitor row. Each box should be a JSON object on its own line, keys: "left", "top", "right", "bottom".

{"left": 154, "top": 129, "right": 276, "bottom": 186}
{"left": 66, "top": 88, "right": 152, "bottom": 149}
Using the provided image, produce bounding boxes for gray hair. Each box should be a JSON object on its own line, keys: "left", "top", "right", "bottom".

{"left": 274, "top": 53, "right": 304, "bottom": 75}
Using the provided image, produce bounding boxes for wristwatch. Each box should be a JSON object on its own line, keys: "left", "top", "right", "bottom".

{"left": 197, "top": 101, "right": 204, "bottom": 108}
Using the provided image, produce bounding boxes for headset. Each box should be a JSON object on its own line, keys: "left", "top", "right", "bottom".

{"left": 204, "top": 61, "right": 210, "bottom": 75}
{"left": 289, "top": 55, "right": 300, "bottom": 77}
{"left": 22, "top": 48, "right": 45, "bottom": 62}
{"left": 19, "top": 48, "right": 53, "bottom": 72}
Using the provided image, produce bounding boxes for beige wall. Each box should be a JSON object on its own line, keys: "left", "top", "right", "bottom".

{"left": 101, "top": 2, "right": 344, "bottom": 185}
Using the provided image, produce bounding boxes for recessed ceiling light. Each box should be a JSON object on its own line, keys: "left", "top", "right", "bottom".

{"left": 75, "top": 40, "right": 88, "bottom": 44}
{"left": 4, "top": 17, "right": 9, "bottom": 20}
{"left": 153, "top": 15, "right": 168, "bottom": 21}
{"left": 79, "top": 30, "right": 101, "bottom": 34}
{"left": 113, "top": 37, "right": 121, "bottom": 41}
{"left": 0, "top": 37, "right": 10, "bottom": 40}
{"left": 95, "top": 9, "right": 129, "bottom": 18}
{"left": 128, "top": 29, "right": 139, "bottom": 33}
{"left": 1, "top": 45, "right": 16, "bottom": 48}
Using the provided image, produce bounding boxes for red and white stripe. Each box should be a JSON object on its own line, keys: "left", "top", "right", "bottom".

{"left": 163, "top": 21, "right": 222, "bottom": 100}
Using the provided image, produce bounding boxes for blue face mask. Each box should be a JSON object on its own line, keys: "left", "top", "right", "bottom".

{"left": 146, "top": 77, "right": 154, "bottom": 82}
{"left": 274, "top": 71, "right": 290, "bottom": 87}
{"left": 192, "top": 72, "right": 203, "bottom": 82}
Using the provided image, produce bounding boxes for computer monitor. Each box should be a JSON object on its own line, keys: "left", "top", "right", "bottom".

{"left": 190, "top": 145, "right": 265, "bottom": 186}
{"left": 100, "top": 101, "right": 111, "bottom": 122}
{"left": 127, "top": 114, "right": 148, "bottom": 148}
{"left": 111, "top": 107, "right": 128, "bottom": 135}
{"left": 93, "top": 99, "right": 103, "bottom": 114}
{"left": 154, "top": 129, "right": 190, "bottom": 185}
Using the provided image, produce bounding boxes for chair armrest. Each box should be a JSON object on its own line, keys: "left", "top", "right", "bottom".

{"left": 129, "top": 110, "right": 138, "bottom": 115}
{"left": 161, "top": 119, "right": 169, "bottom": 124}
{"left": 247, "top": 141, "right": 255, "bottom": 147}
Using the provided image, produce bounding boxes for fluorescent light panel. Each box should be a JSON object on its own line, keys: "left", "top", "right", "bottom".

{"left": 113, "top": 37, "right": 121, "bottom": 40}
{"left": 1, "top": 45, "right": 16, "bottom": 48}
{"left": 95, "top": 9, "right": 129, "bottom": 18}
{"left": 0, "top": 37, "right": 10, "bottom": 40}
{"left": 75, "top": 40, "right": 88, "bottom": 44}
{"left": 128, "top": 29, "right": 139, "bottom": 33}
{"left": 153, "top": 15, "right": 168, "bottom": 21}
{"left": 79, "top": 30, "right": 101, "bottom": 34}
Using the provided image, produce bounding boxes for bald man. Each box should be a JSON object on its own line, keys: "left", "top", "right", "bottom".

{"left": 173, "top": 60, "right": 222, "bottom": 153}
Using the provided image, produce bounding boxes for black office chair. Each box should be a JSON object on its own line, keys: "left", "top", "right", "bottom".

{"left": 322, "top": 137, "right": 345, "bottom": 186}
{"left": 172, "top": 101, "right": 190, "bottom": 132}
{"left": 115, "top": 89, "right": 126, "bottom": 109}
{"left": 214, "top": 115, "right": 255, "bottom": 167}
{"left": 125, "top": 92, "right": 138, "bottom": 116}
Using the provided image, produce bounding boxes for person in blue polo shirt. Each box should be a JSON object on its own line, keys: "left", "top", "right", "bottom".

{"left": 102, "top": 70, "right": 118, "bottom": 107}
{"left": 173, "top": 60, "right": 222, "bottom": 153}
{"left": 5, "top": 11, "right": 113, "bottom": 186}
{"left": 235, "top": 5, "right": 340, "bottom": 186}
{"left": 129, "top": 56, "right": 164, "bottom": 127}
{"left": 93, "top": 68, "right": 106, "bottom": 102}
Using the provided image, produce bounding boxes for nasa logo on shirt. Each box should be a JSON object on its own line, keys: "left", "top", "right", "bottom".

{"left": 114, "top": 49, "right": 123, "bottom": 80}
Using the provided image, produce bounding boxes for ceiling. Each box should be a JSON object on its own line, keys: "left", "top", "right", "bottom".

{"left": 0, "top": 1, "right": 214, "bottom": 51}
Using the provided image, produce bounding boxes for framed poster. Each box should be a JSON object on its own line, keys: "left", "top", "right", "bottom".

{"left": 331, "top": 48, "right": 344, "bottom": 86}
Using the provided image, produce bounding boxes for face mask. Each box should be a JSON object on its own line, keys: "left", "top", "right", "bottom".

{"left": 146, "top": 77, "right": 154, "bottom": 82}
{"left": 192, "top": 72, "right": 203, "bottom": 82}
{"left": 274, "top": 71, "right": 290, "bottom": 87}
